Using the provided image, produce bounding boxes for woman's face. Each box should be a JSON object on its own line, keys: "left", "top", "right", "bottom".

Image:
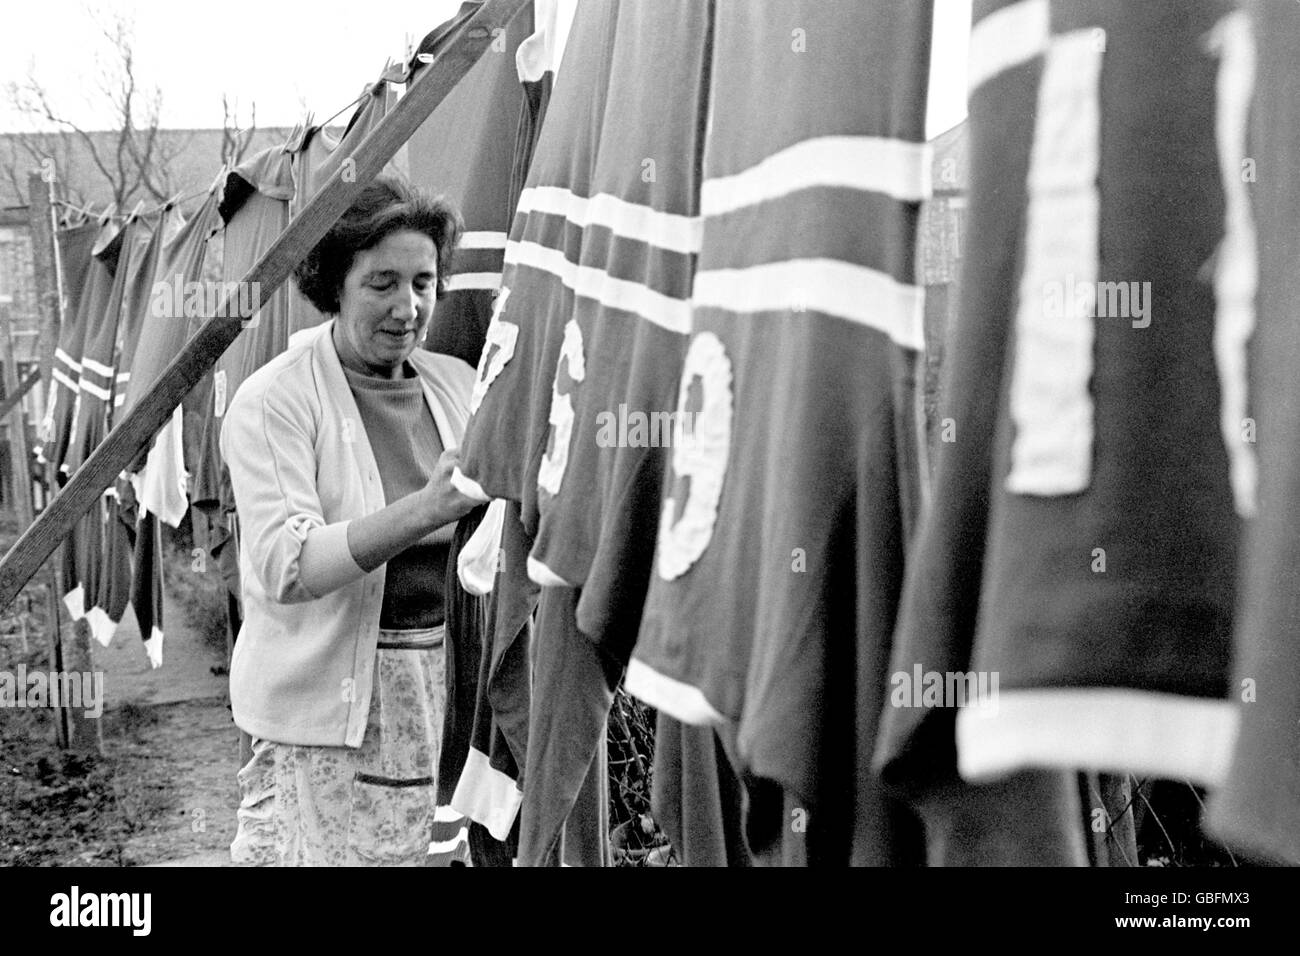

{"left": 333, "top": 229, "right": 438, "bottom": 379}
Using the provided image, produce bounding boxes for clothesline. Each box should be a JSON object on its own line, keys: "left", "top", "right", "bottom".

{"left": 43, "top": 75, "right": 394, "bottom": 228}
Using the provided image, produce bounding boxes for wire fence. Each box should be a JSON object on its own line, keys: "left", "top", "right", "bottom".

{"left": 606, "top": 693, "right": 1243, "bottom": 867}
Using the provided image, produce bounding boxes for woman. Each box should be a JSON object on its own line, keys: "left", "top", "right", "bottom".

{"left": 221, "top": 176, "right": 480, "bottom": 865}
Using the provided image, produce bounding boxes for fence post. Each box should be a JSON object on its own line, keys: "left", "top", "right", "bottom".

{"left": 26, "top": 171, "right": 76, "bottom": 750}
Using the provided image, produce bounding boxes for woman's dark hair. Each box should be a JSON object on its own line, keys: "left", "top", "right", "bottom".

{"left": 293, "top": 176, "right": 462, "bottom": 313}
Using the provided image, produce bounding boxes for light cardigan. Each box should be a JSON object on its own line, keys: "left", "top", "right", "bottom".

{"left": 220, "top": 320, "right": 475, "bottom": 747}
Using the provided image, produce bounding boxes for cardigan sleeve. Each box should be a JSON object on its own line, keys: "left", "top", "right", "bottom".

{"left": 221, "top": 380, "right": 367, "bottom": 604}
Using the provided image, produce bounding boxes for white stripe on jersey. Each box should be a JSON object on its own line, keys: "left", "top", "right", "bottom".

{"left": 516, "top": 186, "right": 703, "bottom": 254}
{"left": 701, "top": 135, "right": 932, "bottom": 216}
{"left": 968, "top": 0, "right": 1050, "bottom": 93}
{"left": 526, "top": 555, "right": 573, "bottom": 587}
{"left": 55, "top": 348, "right": 82, "bottom": 373}
{"left": 52, "top": 367, "right": 78, "bottom": 391}
{"left": 1208, "top": 11, "right": 1258, "bottom": 518}
{"left": 446, "top": 272, "right": 504, "bottom": 292}
{"left": 459, "top": 231, "right": 509, "bottom": 250}
{"left": 433, "top": 805, "right": 465, "bottom": 824}
{"left": 506, "top": 239, "right": 692, "bottom": 334}
{"left": 80, "top": 356, "right": 114, "bottom": 380}
{"left": 450, "top": 747, "right": 523, "bottom": 842}
{"left": 78, "top": 378, "right": 112, "bottom": 401}
{"left": 427, "top": 829, "right": 470, "bottom": 854}
{"left": 1005, "top": 30, "right": 1103, "bottom": 496}
{"left": 625, "top": 657, "right": 726, "bottom": 727}
{"left": 692, "top": 258, "right": 925, "bottom": 350}
{"left": 451, "top": 465, "right": 492, "bottom": 503}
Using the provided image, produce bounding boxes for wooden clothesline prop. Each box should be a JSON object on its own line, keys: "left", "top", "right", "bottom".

{"left": 0, "top": 0, "right": 529, "bottom": 612}
{"left": 0, "top": 367, "right": 41, "bottom": 422}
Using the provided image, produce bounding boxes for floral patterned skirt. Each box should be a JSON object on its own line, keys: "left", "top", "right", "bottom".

{"left": 231, "top": 625, "right": 446, "bottom": 867}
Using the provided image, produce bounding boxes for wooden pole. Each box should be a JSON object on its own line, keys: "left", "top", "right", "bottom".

{"left": 26, "top": 171, "right": 73, "bottom": 749}
{"left": 0, "top": 305, "right": 34, "bottom": 528}
{"left": 0, "top": 0, "right": 528, "bottom": 613}
{"left": 0, "top": 367, "right": 40, "bottom": 422}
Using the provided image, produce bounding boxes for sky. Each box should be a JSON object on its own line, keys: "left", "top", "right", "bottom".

{"left": 0, "top": 0, "right": 467, "bottom": 132}
{"left": 0, "top": 0, "right": 970, "bottom": 137}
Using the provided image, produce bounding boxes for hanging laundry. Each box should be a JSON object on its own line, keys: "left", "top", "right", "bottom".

{"left": 429, "top": 0, "right": 599, "bottom": 863}
{"left": 875, "top": 0, "right": 1243, "bottom": 832}
{"left": 426, "top": 502, "right": 489, "bottom": 867}
{"left": 34, "top": 220, "right": 96, "bottom": 470}
{"left": 651, "top": 714, "right": 752, "bottom": 867}
{"left": 406, "top": 0, "right": 534, "bottom": 366}
{"left": 42, "top": 219, "right": 120, "bottom": 484}
{"left": 42, "top": 220, "right": 115, "bottom": 623}
{"left": 509, "top": 0, "right": 571, "bottom": 223}
{"left": 193, "top": 84, "right": 411, "bottom": 601}
{"left": 398, "top": 0, "right": 543, "bottom": 862}
{"left": 519, "top": 0, "right": 710, "bottom": 866}
{"left": 63, "top": 213, "right": 173, "bottom": 650}
{"left": 287, "top": 72, "right": 408, "bottom": 338}
{"left": 190, "top": 137, "right": 297, "bottom": 601}
{"left": 1206, "top": 0, "right": 1300, "bottom": 866}
{"left": 106, "top": 206, "right": 180, "bottom": 667}
{"left": 449, "top": 499, "right": 534, "bottom": 861}
{"left": 452, "top": 0, "right": 614, "bottom": 529}
{"left": 121, "top": 187, "right": 223, "bottom": 528}
{"left": 624, "top": 0, "right": 933, "bottom": 865}
{"left": 59, "top": 218, "right": 134, "bottom": 639}
{"left": 454, "top": 0, "right": 711, "bottom": 866}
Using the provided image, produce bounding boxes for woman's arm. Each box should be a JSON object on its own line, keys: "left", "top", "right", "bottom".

{"left": 222, "top": 377, "right": 477, "bottom": 603}
{"left": 346, "top": 446, "right": 478, "bottom": 572}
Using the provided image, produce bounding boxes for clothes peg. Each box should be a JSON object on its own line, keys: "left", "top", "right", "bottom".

{"left": 284, "top": 115, "right": 313, "bottom": 153}
{"left": 379, "top": 57, "right": 409, "bottom": 86}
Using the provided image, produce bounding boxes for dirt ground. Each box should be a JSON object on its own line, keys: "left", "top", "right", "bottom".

{"left": 1, "top": 580, "right": 243, "bottom": 867}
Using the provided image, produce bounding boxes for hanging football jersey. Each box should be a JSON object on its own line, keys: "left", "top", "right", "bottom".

{"left": 525, "top": 0, "right": 708, "bottom": 665}
{"left": 191, "top": 138, "right": 297, "bottom": 585}
{"left": 106, "top": 207, "right": 178, "bottom": 666}
{"left": 875, "top": 0, "right": 1243, "bottom": 807}
{"left": 627, "top": 0, "right": 933, "bottom": 865}
{"left": 64, "top": 216, "right": 158, "bottom": 646}
{"left": 651, "top": 714, "right": 752, "bottom": 867}
{"left": 454, "top": 0, "right": 714, "bottom": 867}
{"left": 449, "top": 500, "right": 535, "bottom": 849}
{"left": 453, "top": 0, "right": 617, "bottom": 526}
{"left": 518, "top": 584, "right": 617, "bottom": 867}
{"left": 46, "top": 220, "right": 118, "bottom": 623}
{"left": 427, "top": 503, "right": 489, "bottom": 867}
{"left": 406, "top": 0, "right": 534, "bottom": 366}
{"left": 519, "top": 0, "right": 711, "bottom": 868}
{"left": 34, "top": 221, "right": 96, "bottom": 469}
{"left": 404, "top": 0, "right": 554, "bottom": 855}
{"left": 123, "top": 188, "right": 223, "bottom": 528}
{"left": 510, "top": 0, "right": 573, "bottom": 215}
{"left": 43, "top": 219, "right": 120, "bottom": 482}
{"left": 287, "top": 73, "right": 406, "bottom": 338}
{"left": 448, "top": 0, "right": 617, "bottom": 867}
{"left": 1207, "top": 0, "right": 1300, "bottom": 866}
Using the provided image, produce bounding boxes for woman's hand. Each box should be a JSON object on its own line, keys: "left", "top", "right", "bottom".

{"left": 418, "top": 447, "right": 480, "bottom": 529}
{"left": 346, "top": 447, "right": 481, "bottom": 574}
